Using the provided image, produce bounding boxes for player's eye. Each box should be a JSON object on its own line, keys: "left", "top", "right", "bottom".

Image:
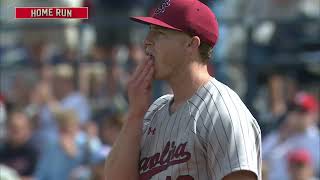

{"left": 154, "top": 31, "right": 164, "bottom": 37}
{"left": 149, "top": 27, "right": 166, "bottom": 38}
{"left": 155, "top": 30, "right": 166, "bottom": 36}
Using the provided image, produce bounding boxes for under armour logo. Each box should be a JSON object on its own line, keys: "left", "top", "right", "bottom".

{"left": 147, "top": 127, "right": 156, "bottom": 135}
{"left": 154, "top": 0, "right": 171, "bottom": 15}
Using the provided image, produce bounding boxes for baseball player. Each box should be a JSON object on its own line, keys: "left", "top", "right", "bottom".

{"left": 105, "top": 0, "right": 261, "bottom": 179}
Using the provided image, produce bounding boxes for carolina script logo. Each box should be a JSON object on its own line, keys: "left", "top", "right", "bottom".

{"left": 154, "top": 0, "right": 171, "bottom": 15}
{"left": 139, "top": 141, "right": 191, "bottom": 180}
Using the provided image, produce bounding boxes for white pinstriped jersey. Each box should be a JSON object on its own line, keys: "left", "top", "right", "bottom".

{"left": 139, "top": 78, "right": 261, "bottom": 180}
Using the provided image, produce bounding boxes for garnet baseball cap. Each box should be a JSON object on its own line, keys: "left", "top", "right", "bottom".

{"left": 130, "top": 0, "right": 219, "bottom": 47}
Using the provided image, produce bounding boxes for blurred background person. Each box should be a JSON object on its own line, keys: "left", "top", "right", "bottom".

{"left": 99, "top": 114, "right": 124, "bottom": 146}
{"left": 287, "top": 149, "right": 319, "bottom": 180}
{"left": 263, "top": 92, "right": 320, "bottom": 180}
{"left": 0, "top": 110, "right": 38, "bottom": 179}
{"left": 35, "top": 109, "right": 83, "bottom": 180}
{"left": 35, "top": 109, "right": 103, "bottom": 180}
{"left": 50, "top": 64, "right": 91, "bottom": 125}
{"left": 30, "top": 64, "right": 91, "bottom": 152}
{"left": 83, "top": 114, "right": 124, "bottom": 180}
{"left": 69, "top": 120, "right": 105, "bottom": 180}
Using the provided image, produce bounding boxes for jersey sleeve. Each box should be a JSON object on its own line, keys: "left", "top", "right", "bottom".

{"left": 205, "top": 92, "right": 262, "bottom": 180}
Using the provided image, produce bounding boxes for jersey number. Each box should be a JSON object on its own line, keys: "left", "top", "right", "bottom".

{"left": 166, "top": 175, "right": 194, "bottom": 180}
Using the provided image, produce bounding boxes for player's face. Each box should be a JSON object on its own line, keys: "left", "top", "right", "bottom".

{"left": 144, "top": 25, "right": 190, "bottom": 80}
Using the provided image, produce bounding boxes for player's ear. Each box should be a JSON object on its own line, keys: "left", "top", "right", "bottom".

{"left": 187, "top": 36, "right": 201, "bottom": 50}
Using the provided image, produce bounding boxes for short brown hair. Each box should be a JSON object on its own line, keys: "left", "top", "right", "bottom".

{"left": 199, "top": 42, "right": 213, "bottom": 64}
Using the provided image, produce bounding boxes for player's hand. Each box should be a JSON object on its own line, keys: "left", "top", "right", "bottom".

{"left": 127, "top": 59, "right": 154, "bottom": 120}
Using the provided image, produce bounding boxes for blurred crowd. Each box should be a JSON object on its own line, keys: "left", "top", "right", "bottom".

{"left": 0, "top": 0, "right": 319, "bottom": 180}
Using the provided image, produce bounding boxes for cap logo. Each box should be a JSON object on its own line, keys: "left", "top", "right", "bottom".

{"left": 154, "top": 0, "right": 171, "bottom": 15}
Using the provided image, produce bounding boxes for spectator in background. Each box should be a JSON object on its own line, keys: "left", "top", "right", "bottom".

{"left": 51, "top": 64, "right": 91, "bottom": 125}
{"left": 287, "top": 149, "right": 319, "bottom": 180}
{"left": 83, "top": 114, "right": 125, "bottom": 180}
{"left": 100, "top": 114, "right": 124, "bottom": 146}
{"left": 256, "top": 74, "right": 297, "bottom": 137}
{"left": 79, "top": 120, "right": 104, "bottom": 164}
{"left": 79, "top": 60, "right": 115, "bottom": 116}
{"left": 80, "top": 45, "right": 130, "bottom": 116}
{"left": 9, "top": 71, "right": 38, "bottom": 109}
{"left": 35, "top": 109, "right": 83, "bottom": 180}
{"left": 0, "top": 110, "right": 38, "bottom": 179}
{"left": 31, "top": 64, "right": 91, "bottom": 151}
{"left": 263, "top": 91, "right": 320, "bottom": 180}
{"left": 70, "top": 120, "right": 107, "bottom": 180}
{"left": 35, "top": 109, "right": 103, "bottom": 180}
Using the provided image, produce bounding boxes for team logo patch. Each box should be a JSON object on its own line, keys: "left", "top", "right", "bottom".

{"left": 154, "top": 0, "right": 171, "bottom": 15}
